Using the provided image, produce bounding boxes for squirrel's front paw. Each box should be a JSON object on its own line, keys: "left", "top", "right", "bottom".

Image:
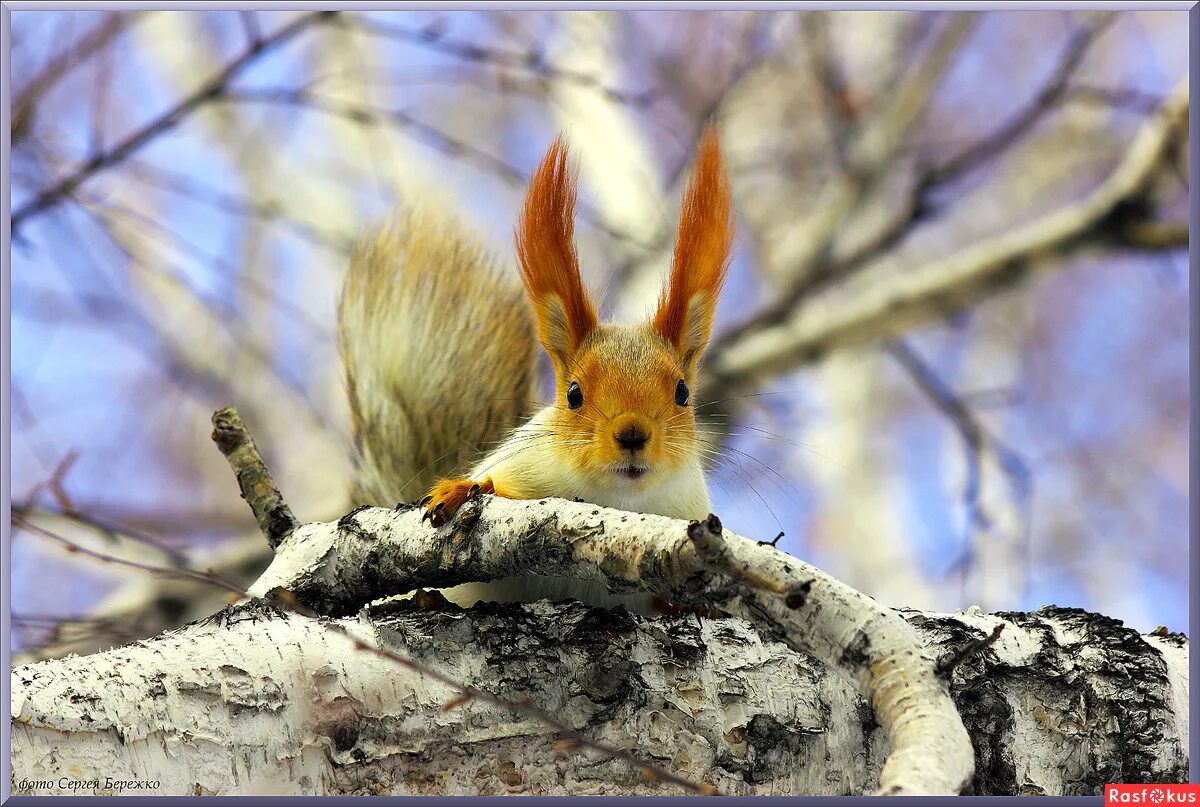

{"left": 421, "top": 477, "right": 494, "bottom": 527}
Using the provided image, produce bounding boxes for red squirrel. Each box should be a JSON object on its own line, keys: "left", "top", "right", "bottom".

{"left": 339, "top": 127, "right": 733, "bottom": 603}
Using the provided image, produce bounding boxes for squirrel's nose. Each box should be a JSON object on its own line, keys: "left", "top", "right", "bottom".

{"left": 614, "top": 425, "right": 649, "bottom": 452}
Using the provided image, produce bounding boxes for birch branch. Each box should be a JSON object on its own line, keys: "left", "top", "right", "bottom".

{"left": 211, "top": 406, "right": 297, "bottom": 550}
{"left": 719, "top": 11, "right": 1118, "bottom": 358}
{"left": 245, "top": 497, "right": 974, "bottom": 795}
{"left": 10, "top": 598, "right": 1186, "bottom": 795}
{"left": 761, "top": 12, "right": 979, "bottom": 285}
{"left": 704, "top": 79, "right": 1188, "bottom": 389}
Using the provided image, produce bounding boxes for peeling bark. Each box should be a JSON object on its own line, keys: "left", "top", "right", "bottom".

{"left": 242, "top": 499, "right": 975, "bottom": 794}
{"left": 912, "top": 608, "right": 1190, "bottom": 796}
{"left": 11, "top": 599, "right": 1186, "bottom": 796}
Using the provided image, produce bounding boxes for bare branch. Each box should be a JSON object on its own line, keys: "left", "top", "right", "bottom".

{"left": 249, "top": 499, "right": 976, "bottom": 795}
{"left": 210, "top": 407, "right": 298, "bottom": 551}
{"left": 346, "top": 14, "right": 658, "bottom": 107}
{"left": 118, "top": 158, "right": 353, "bottom": 254}
{"left": 884, "top": 339, "right": 1032, "bottom": 585}
{"left": 11, "top": 512, "right": 245, "bottom": 597}
{"left": 802, "top": 12, "right": 855, "bottom": 170}
{"left": 705, "top": 80, "right": 1188, "bottom": 389}
{"left": 219, "top": 87, "right": 659, "bottom": 250}
{"left": 14, "top": 534, "right": 271, "bottom": 664}
{"left": 223, "top": 87, "right": 527, "bottom": 182}
{"left": 238, "top": 11, "right": 262, "bottom": 49}
{"left": 12, "top": 11, "right": 335, "bottom": 234}
{"left": 926, "top": 13, "right": 1116, "bottom": 185}
{"left": 761, "top": 12, "right": 979, "bottom": 294}
{"left": 13, "top": 12, "right": 147, "bottom": 146}
{"left": 13, "top": 500, "right": 190, "bottom": 568}
{"left": 705, "top": 15, "right": 1143, "bottom": 380}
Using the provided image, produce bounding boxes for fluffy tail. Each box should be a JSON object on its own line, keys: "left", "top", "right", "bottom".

{"left": 338, "top": 207, "right": 537, "bottom": 506}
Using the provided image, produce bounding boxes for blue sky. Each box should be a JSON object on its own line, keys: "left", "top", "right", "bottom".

{"left": 9, "top": 10, "right": 1190, "bottom": 642}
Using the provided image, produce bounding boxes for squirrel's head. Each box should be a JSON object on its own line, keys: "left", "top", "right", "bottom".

{"left": 514, "top": 127, "right": 733, "bottom": 490}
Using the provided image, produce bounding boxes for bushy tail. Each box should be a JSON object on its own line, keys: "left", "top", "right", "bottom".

{"left": 338, "top": 207, "right": 537, "bottom": 506}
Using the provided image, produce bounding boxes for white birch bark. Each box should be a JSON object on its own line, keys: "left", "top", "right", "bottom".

{"left": 233, "top": 499, "right": 971, "bottom": 792}
{"left": 9, "top": 497, "right": 1185, "bottom": 792}
{"left": 11, "top": 591, "right": 1187, "bottom": 796}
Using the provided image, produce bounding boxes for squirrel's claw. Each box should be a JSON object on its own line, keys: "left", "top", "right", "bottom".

{"left": 421, "top": 477, "right": 494, "bottom": 527}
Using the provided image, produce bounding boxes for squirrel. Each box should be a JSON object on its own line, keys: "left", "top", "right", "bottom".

{"left": 338, "top": 126, "right": 733, "bottom": 606}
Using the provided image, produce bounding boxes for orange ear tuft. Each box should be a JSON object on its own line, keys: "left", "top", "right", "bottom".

{"left": 515, "top": 135, "right": 598, "bottom": 368}
{"left": 653, "top": 125, "right": 734, "bottom": 372}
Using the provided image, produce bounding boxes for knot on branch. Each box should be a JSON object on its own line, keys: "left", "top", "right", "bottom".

{"left": 686, "top": 513, "right": 725, "bottom": 559}
{"left": 784, "top": 579, "right": 813, "bottom": 610}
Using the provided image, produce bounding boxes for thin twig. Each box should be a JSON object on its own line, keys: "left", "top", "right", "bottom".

{"left": 926, "top": 13, "right": 1116, "bottom": 185}
{"left": 346, "top": 14, "right": 657, "bottom": 107}
{"left": 757, "top": 530, "right": 786, "bottom": 548}
{"left": 11, "top": 11, "right": 335, "bottom": 234}
{"left": 13, "top": 502, "right": 190, "bottom": 567}
{"left": 210, "top": 407, "right": 298, "bottom": 551}
{"left": 219, "top": 88, "right": 659, "bottom": 250}
{"left": 119, "top": 158, "right": 351, "bottom": 254}
{"left": 13, "top": 12, "right": 147, "bottom": 146}
{"left": 239, "top": 11, "right": 263, "bottom": 49}
{"left": 10, "top": 513, "right": 245, "bottom": 596}
{"left": 803, "top": 12, "right": 856, "bottom": 171}
{"left": 885, "top": 340, "right": 1033, "bottom": 594}
{"left": 687, "top": 514, "right": 790, "bottom": 597}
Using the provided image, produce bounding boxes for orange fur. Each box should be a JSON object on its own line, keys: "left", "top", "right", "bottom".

{"left": 418, "top": 130, "right": 734, "bottom": 528}
{"left": 515, "top": 136, "right": 598, "bottom": 367}
{"left": 652, "top": 125, "right": 734, "bottom": 371}
{"left": 549, "top": 325, "right": 694, "bottom": 485}
{"left": 422, "top": 477, "right": 495, "bottom": 527}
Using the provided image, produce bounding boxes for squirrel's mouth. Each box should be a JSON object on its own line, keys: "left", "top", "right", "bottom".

{"left": 615, "top": 464, "right": 648, "bottom": 481}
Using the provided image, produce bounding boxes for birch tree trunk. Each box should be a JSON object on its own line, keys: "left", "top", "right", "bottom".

{"left": 9, "top": 499, "right": 1189, "bottom": 797}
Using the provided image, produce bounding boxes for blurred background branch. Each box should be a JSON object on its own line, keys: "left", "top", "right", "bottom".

{"left": 10, "top": 9, "right": 1188, "bottom": 659}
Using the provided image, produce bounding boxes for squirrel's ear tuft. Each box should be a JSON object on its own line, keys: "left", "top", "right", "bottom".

{"left": 653, "top": 124, "right": 734, "bottom": 374}
{"left": 515, "top": 135, "right": 598, "bottom": 370}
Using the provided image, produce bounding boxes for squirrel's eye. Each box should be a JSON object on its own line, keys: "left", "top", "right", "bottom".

{"left": 566, "top": 381, "right": 584, "bottom": 409}
{"left": 675, "top": 379, "right": 690, "bottom": 407}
